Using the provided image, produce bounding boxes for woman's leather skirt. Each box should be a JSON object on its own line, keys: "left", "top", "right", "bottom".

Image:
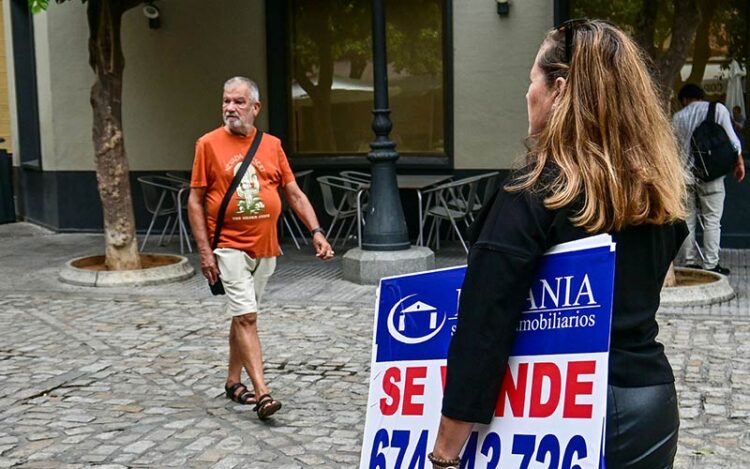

{"left": 605, "top": 382, "right": 679, "bottom": 469}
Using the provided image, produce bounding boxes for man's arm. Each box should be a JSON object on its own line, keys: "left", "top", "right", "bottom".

{"left": 717, "top": 104, "right": 745, "bottom": 182}
{"left": 671, "top": 111, "right": 691, "bottom": 164}
{"left": 282, "top": 181, "right": 334, "bottom": 260}
{"left": 188, "top": 187, "right": 220, "bottom": 284}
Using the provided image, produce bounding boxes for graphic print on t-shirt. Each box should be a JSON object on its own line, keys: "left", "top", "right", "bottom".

{"left": 234, "top": 161, "right": 265, "bottom": 215}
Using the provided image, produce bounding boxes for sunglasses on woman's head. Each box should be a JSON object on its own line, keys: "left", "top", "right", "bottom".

{"left": 557, "top": 18, "right": 615, "bottom": 64}
{"left": 557, "top": 18, "right": 588, "bottom": 64}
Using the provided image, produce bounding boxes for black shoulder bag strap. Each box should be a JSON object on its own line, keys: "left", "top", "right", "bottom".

{"left": 706, "top": 101, "right": 717, "bottom": 124}
{"left": 211, "top": 130, "right": 263, "bottom": 250}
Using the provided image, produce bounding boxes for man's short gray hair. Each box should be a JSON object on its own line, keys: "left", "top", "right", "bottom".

{"left": 224, "top": 76, "right": 260, "bottom": 102}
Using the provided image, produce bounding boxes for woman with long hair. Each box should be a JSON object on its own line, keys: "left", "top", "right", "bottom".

{"left": 428, "top": 20, "right": 687, "bottom": 469}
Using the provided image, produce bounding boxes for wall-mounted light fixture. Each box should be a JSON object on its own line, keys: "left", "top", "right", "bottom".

{"left": 142, "top": 1, "right": 161, "bottom": 29}
{"left": 496, "top": 0, "right": 510, "bottom": 16}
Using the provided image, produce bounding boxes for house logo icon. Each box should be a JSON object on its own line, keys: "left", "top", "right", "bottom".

{"left": 387, "top": 294, "right": 446, "bottom": 344}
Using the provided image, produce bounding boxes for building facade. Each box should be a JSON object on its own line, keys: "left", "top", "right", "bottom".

{"left": 3, "top": 0, "right": 749, "bottom": 245}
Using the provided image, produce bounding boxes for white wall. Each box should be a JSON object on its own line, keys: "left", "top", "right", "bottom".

{"left": 3, "top": 0, "right": 18, "bottom": 166}
{"left": 36, "top": 0, "right": 267, "bottom": 171}
{"left": 453, "top": 0, "right": 553, "bottom": 169}
{"left": 38, "top": 1, "right": 88, "bottom": 172}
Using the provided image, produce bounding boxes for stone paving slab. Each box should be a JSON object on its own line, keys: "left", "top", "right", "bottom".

{"left": 0, "top": 292, "right": 747, "bottom": 468}
{"left": 0, "top": 295, "right": 371, "bottom": 468}
{"left": 0, "top": 223, "right": 749, "bottom": 467}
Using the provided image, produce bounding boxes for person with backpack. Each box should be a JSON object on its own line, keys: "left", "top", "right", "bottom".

{"left": 672, "top": 84, "right": 744, "bottom": 275}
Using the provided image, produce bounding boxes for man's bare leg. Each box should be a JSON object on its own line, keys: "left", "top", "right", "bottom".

{"left": 225, "top": 333, "right": 250, "bottom": 402}
{"left": 228, "top": 312, "right": 269, "bottom": 397}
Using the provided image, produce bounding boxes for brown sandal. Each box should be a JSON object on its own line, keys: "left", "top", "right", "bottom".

{"left": 225, "top": 382, "right": 256, "bottom": 405}
{"left": 253, "top": 393, "right": 282, "bottom": 420}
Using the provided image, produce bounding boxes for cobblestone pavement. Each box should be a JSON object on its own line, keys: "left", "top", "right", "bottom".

{"left": 0, "top": 223, "right": 748, "bottom": 468}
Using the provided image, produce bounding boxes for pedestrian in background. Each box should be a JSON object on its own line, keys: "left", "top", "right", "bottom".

{"left": 188, "top": 76, "right": 334, "bottom": 420}
{"left": 428, "top": 20, "right": 687, "bottom": 469}
{"left": 672, "top": 84, "right": 744, "bottom": 275}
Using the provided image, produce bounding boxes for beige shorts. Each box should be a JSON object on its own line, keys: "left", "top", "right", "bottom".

{"left": 213, "top": 248, "right": 276, "bottom": 317}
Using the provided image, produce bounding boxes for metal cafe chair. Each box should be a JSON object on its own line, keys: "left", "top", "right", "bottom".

{"left": 339, "top": 170, "right": 371, "bottom": 184}
{"left": 137, "top": 175, "right": 192, "bottom": 254}
{"left": 279, "top": 169, "right": 314, "bottom": 249}
{"left": 421, "top": 175, "right": 481, "bottom": 254}
{"left": 316, "top": 175, "right": 367, "bottom": 248}
{"left": 446, "top": 171, "right": 500, "bottom": 221}
{"left": 338, "top": 170, "right": 371, "bottom": 227}
{"left": 165, "top": 171, "right": 191, "bottom": 184}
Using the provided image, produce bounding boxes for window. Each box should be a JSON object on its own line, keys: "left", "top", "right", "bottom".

{"left": 11, "top": 0, "right": 42, "bottom": 169}
{"left": 283, "top": 0, "right": 449, "bottom": 158}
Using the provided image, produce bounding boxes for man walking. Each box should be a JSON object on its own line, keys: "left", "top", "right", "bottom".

{"left": 188, "top": 76, "right": 334, "bottom": 419}
{"left": 673, "top": 84, "right": 744, "bottom": 274}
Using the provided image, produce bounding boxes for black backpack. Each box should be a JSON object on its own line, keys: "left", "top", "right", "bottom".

{"left": 690, "top": 101, "right": 737, "bottom": 182}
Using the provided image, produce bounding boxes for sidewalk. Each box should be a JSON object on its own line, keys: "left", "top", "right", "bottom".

{"left": 0, "top": 222, "right": 748, "bottom": 468}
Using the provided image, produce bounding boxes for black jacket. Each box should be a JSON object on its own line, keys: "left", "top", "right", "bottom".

{"left": 442, "top": 186, "right": 688, "bottom": 424}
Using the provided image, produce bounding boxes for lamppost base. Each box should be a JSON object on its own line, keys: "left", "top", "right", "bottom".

{"left": 342, "top": 246, "right": 435, "bottom": 285}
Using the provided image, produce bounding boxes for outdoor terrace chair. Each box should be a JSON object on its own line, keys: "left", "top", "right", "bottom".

{"left": 446, "top": 171, "right": 500, "bottom": 222}
{"left": 137, "top": 175, "right": 192, "bottom": 254}
{"left": 421, "top": 175, "right": 482, "bottom": 254}
{"left": 316, "top": 175, "right": 367, "bottom": 248}
{"left": 279, "top": 169, "right": 314, "bottom": 250}
{"left": 339, "top": 170, "right": 371, "bottom": 184}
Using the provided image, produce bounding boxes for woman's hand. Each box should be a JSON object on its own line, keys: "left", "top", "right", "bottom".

{"left": 430, "top": 415, "right": 474, "bottom": 468}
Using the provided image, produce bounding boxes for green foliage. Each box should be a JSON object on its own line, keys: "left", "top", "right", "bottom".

{"left": 28, "top": 0, "right": 50, "bottom": 13}
{"left": 292, "top": 0, "right": 370, "bottom": 78}
{"left": 572, "top": 0, "right": 674, "bottom": 54}
{"left": 572, "top": 0, "right": 746, "bottom": 63}
{"left": 571, "top": 0, "right": 641, "bottom": 27}
{"left": 387, "top": 0, "right": 442, "bottom": 76}
{"left": 714, "top": 0, "right": 748, "bottom": 64}
{"left": 28, "top": 0, "right": 80, "bottom": 14}
{"left": 291, "top": 0, "right": 443, "bottom": 81}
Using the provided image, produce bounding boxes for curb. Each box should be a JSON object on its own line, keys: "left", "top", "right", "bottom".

{"left": 661, "top": 267, "right": 735, "bottom": 307}
{"left": 59, "top": 254, "right": 195, "bottom": 287}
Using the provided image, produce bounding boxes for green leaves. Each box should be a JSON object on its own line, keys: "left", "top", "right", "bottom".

{"left": 28, "top": 0, "right": 84, "bottom": 14}
{"left": 28, "top": 0, "right": 50, "bottom": 13}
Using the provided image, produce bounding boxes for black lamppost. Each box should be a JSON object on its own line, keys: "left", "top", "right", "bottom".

{"left": 362, "top": 0, "right": 410, "bottom": 251}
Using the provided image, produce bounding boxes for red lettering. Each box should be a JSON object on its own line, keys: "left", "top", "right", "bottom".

{"left": 440, "top": 366, "right": 448, "bottom": 390}
{"left": 403, "top": 367, "right": 427, "bottom": 415}
{"left": 379, "top": 367, "right": 401, "bottom": 415}
{"left": 529, "top": 362, "right": 561, "bottom": 418}
{"left": 496, "top": 363, "right": 528, "bottom": 417}
{"left": 563, "top": 360, "right": 595, "bottom": 418}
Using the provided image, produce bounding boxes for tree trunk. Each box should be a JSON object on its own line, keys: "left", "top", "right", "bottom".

{"left": 685, "top": 0, "right": 719, "bottom": 86}
{"left": 88, "top": 0, "right": 141, "bottom": 270}
{"left": 312, "top": 91, "right": 337, "bottom": 151}
{"left": 633, "top": 0, "right": 660, "bottom": 59}
{"left": 653, "top": 0, "right": 702, "bottom": 103}
{"left": 293, "top": 19, "right": 338, "bottom": 152}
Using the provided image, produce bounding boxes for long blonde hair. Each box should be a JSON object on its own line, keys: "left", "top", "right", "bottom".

{"left": 507, "top": 20, "right": 687, "bottom": 232}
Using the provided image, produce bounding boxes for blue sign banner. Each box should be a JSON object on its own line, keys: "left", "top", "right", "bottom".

{"left": 361, "top": 235, "right": 616, "bottom": 469}
{"left": 375, "top": 246, "right": 614, "bottom": 363}
{"left": 376, "top": 266, "right": 465, "bottom": 363}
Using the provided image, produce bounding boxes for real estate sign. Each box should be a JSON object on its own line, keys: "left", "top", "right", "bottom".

{"left": 360, "top": 235, "right": 616, "bottom": 469}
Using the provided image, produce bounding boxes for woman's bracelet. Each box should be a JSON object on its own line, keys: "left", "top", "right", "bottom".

{"left": 427, "top": 452, "right": 460, "bottom": 468}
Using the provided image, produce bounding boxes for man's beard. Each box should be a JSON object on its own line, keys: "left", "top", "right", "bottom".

{"left": 224, "top": 114, "right": 249, "bottom": 134}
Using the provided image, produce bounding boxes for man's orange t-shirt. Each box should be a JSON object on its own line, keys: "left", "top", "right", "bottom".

{"left": 190, "top": 127, "right": 295, "bottom": 258}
